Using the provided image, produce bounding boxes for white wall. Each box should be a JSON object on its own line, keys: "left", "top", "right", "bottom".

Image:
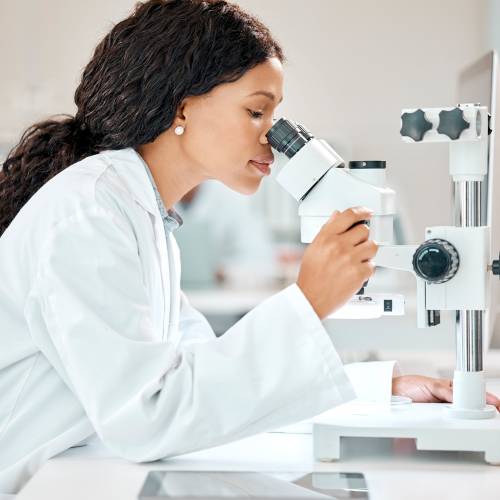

{"left": 0, "top": 0, "right": 495, "bottom": 353}
{"left": 235, "top": 0, "right": 492, "bottom": 242}
{"left": 0, "top": 1, "right": 133, "bottom": 144}
{"left": 0, "top": 0, "right": 492, "bottom": 240}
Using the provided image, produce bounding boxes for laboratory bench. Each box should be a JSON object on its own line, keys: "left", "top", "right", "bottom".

{"left": 17, "top": 381, "right": 500, "bottom": 500}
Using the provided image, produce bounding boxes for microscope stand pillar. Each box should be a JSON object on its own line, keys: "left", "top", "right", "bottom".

{"left": 449, "top": 179, "right": 496, "bottom": 419}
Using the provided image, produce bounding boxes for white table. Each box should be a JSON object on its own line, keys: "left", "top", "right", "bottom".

{"left": 17, "top": 415, "right": 500, "bottom": 500}
{"left": 184, "top": 286, "right": 279, "bottom": 316}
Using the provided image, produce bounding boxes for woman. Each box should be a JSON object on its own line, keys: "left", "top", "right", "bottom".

{"left": 1, "top": 0, "right": 498, "bottom": 495}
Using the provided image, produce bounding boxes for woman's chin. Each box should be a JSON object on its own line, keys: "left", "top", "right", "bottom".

{"left": 237, "top": 179, "right": 262, "bottom": 195}
{"left": 222, "top": 176, "right": 262, "bottom": 196}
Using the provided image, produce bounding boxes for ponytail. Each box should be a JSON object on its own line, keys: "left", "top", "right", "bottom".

{"left": 0, "top": 115, "right": 96, "bottom": 235}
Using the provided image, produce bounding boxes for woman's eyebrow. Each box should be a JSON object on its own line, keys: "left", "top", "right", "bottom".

{"left": 247, "top": 90, "right": 283, "bottom": 103}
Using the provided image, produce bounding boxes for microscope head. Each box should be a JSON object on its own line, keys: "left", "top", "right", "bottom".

{"left": 266, "top": 117, "right": 396, "bottom": 244}
{"left": 266, "top": 118, "right": 344, "bottom": 201}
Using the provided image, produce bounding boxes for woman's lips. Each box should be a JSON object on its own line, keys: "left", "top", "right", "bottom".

{"left": 249, "top": 160, "right": 271, "bottom": 176}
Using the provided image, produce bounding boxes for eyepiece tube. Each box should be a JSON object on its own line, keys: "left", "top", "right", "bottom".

{"left": 266, "top": 118, "right": 314, "bottom": 158}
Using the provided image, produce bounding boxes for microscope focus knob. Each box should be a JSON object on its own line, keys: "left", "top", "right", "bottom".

{"left": 437, "top": 107, "right": 470, "bottom": 140}
{"left": 412, "top": 239, "right": 460, "bottom": 284}
{"left": 492, "top": 253, "right": 500, "bottom": 278}
{"left": 400, "top": 109, "right": 432, "bottom": 142}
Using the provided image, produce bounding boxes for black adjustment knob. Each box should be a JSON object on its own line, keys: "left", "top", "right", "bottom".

{"left": 437, "top": 107, "right": 470, "bottom": 140}
{"left": 412, "top": 239, "right": 460, "bottom": 284}
{"left": 492, "top": 253, "right": 500, "bottom": 278}
{"left": 400, "top": 109, "right": 432, "bottom": 142}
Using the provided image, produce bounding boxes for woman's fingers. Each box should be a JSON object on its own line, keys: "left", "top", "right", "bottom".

{"left": 343, "top": 223, "right": 370, "bottom": 246}
{"left": 486, "top": 392, "right": 500, "bottom": 410}
{"left": 393, "top": 375, "right": 500, "bottom": 413}
{"left": 353, "top": 239, "right": 378, "bottom": 262}
{"left": 297, "top": 207, "right": 377, "bottom": 319}
{"left": 432, "top": 379, "right": 500, "bottom": 411}
{"left": 430, "top": 378, "right": 453, "bottom": 403}
{"left": 327, "top": 207, "right": 374, "bottom": 235}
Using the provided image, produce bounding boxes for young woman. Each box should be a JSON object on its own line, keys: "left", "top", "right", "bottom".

{"left": 1, "top": 0, "right": 498, "bottom": 495}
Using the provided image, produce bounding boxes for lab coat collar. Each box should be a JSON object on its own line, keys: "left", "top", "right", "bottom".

{"left": 102, "top": 148, "right": 160, "bottom": 216}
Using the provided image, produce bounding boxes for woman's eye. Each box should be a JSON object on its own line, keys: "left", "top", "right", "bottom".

{"left": 248, "top": 109, "right": 264, "bottom": 119}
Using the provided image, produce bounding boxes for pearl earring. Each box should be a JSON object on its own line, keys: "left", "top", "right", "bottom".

{"left": 174, "top": 125, "right": 185, "bottom": 136}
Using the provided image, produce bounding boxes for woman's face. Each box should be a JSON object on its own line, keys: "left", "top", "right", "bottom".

{"left": 179, "top": 57, "right": 284, "bottom": 194}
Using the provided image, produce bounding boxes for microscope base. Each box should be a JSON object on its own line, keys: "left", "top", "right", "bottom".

{"left": 313, "top": 402, "right": 500, "bottom": 465}
{"left": 445, "top": 404, "right": 497, "bottom": 419}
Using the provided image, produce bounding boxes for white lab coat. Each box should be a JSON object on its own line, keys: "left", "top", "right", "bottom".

{"left": 0, "top": 148, "right": 394, "bottom": 495}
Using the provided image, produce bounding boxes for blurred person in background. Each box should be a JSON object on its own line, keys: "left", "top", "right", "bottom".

{"left": 176, "top": 181, "right": 276, "bottom": 289}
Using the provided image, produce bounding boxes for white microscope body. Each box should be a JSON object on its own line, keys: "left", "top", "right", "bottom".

{"left": 267, "top": 108, "right": 500, "bottom": 462}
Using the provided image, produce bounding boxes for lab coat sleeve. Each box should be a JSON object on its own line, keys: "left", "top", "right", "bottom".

{"left": 177, "top": 293, "right": 398, "bottom": 401}
{"left": 177, "top": 291, "right": 217, "bottom": 346}
{"left": 25, "top": 208, "right": 355, "bottom": 463}
{"left": 178, "top": 294, "right": 398, "bottom": 401}
{"left": 344, "top": 361, "right": 400, "bottom": 404}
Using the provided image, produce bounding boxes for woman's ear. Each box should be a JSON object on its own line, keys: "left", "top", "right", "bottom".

{"left": 176, "top": 95, "right": 198, "bottom": 122}
{"left": 176, "top": 99, "right": 188, "bottom": 121}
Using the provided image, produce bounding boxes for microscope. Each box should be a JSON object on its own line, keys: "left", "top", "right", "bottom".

{"left": 266, "top": 105, "right": 500, "bottom": 462}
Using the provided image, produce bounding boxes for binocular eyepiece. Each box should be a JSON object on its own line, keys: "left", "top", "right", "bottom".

{"left": 266, "top": 118, "right": 314, "bottom": 159}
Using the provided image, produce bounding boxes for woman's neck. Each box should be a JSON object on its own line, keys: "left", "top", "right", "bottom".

{"left": 137, "top": 133, "right": 205, "bottom": 209}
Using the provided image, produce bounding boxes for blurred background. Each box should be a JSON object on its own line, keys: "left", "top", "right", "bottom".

{"left": 1, "top": 0, "right": 499, "bottom": 375}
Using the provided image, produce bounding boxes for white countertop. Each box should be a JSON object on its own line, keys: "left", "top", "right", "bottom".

{"left": 17, "top": 410, "right": 500, "bottom": 500}
{"left": 184, "top": 286, "right": 279, "bottom": 316}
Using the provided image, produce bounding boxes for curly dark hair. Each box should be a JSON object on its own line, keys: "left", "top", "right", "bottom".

{"left": 0, "top": 0, "right": 284, "bottom": 236}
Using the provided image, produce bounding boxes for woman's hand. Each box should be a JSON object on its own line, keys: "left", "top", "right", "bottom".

{"left": 392, "top": 375, "right": 500, "bottom": 411}
{"left": 297, "top": 207, "right": 378, "bottom": 320}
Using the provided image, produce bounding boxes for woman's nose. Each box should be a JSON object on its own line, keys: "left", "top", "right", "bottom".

{"left": 260, "top": 118, "right": 276, "bottom": 145}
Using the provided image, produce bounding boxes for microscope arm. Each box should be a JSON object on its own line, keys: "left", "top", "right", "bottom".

{"left": 376, "top": 245, "right": 428, "bottom": 328}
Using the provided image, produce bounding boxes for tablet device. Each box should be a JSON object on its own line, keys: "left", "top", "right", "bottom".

{"left": 138, "top": 471, "right": 369, "bottom": 499}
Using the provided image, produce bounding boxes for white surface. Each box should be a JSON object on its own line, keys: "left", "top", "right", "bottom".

{"left": 314, "top": 402, "right": 500, "bottom": 464}
{"left": 329, "top": 293, "right": 405, "bottom": 319}
{"left": 313, "top": 380, "right": 500, "bottom": 465}
{"left": 274, "top": 138, "right": 338, "bottom": 202}
{"left": 16, "top": 416, "right": 500, "bottom": 500}
{"left": 424, "top": 226, "right": 489, "bottom": 311}
{"left": 452, "top": 370, "right": 490, "bottom": 414}
{"left": 297, "top": 165, "right": 395, "bottom": 244}
{"left": 184, "top": 287, "right": 278, "bottom": 315}
{"left": 188, "top": 288, "right": 406, "bottom": 320}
